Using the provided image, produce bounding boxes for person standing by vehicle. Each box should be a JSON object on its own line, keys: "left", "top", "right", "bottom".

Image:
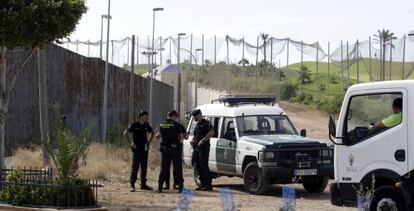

{"left": 163, "top": 117, "right": 187, "bottom": 190}
{"left": 191, "top": 109, "right": 214, "bottom": 191}
{"left": 123, "top": 111, "right": 154, "bottom": 192}
{"left": 157, "top": 110, "right": 185, "bottom": 193}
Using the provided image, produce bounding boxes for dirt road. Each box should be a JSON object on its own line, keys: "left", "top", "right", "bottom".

{"left": 279, "top": 101, "right": 329, "bottom": 142}
{"left": 98, "top": 101, "right": 346, "bottom": 211}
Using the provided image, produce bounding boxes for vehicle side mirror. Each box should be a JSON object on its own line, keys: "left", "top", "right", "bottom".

{"left": 328, "top": 115, "right": 344, "bottom": 145}
{"left": 329, "top": 115, "right": 336, "bottom": 137}
{"left": 300, "top": 129, "right": 307, "bottom": 137}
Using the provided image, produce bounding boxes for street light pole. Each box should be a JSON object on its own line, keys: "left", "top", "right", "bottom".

{"left": 102, "top": 0, "right": 111, "bottom": 142}
{"left": 149, "top": 7, "right": 163, "bottom": 125}
{"left": 177, "top": 33, "right": 186, "bottom": 116}
{"left": 100, "top": 15, "right": 111, "bottom": 59}
{"left": 194, "top": 48, "right": 202, "bottom": 108}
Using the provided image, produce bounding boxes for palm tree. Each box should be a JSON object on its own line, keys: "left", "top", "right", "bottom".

{"left": 373, "top": 29, "right": 396, "bottom": 81}
{"left": 44, "top": 107, "right": 92, "bottom": 182}
{"left": 260, "top": 33, "right": 270, "bottom": 63}
{"left": 238, "top": 58, "right": 249, "bottom": 66}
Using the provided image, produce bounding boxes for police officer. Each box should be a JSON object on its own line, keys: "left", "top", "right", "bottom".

{"left": 191, "top": 109, "right": 215, "bottom": 191}
{"left": 157, "top": 110, "right": 185, "bottom": 193}
{"left": 163, "top": 120, "right": 187, "bottom": 190}
{"left": 123, "top": 110, "right": 154, "bottom": 192}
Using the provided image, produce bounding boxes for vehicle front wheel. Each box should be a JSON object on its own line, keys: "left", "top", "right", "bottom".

{"left": 243, "top": 162, "right": 269, "bottom": 195}
{"left": 302, "top": 176, "right": 329, "bottom": 193}
{"left": 370, "top": 185, "right": 405, "bottom": 211}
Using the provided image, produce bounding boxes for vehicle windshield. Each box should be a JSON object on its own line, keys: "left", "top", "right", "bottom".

{"left": 236, "top": 115, "right": 297, "bottom": 136}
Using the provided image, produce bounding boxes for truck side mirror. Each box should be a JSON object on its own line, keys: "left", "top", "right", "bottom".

{"left": 300, "top": 129, "right": 307, "bottom": 137}
{"left": 329, "top": 115, "right": 336, "bottom": 136}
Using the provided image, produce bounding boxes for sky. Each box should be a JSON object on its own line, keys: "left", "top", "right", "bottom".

{"left": 70, "top": 0, "right": 414, "bottom": 47}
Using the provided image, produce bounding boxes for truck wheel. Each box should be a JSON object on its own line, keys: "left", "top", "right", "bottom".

{"left": 243, "top": 162, "right": 269, "bottom": 195}
{"left": 302, "top": 176, "right": 329, "bottom": 193}
{"left": 370, "top": 186, "right": 405, "bottom": 211}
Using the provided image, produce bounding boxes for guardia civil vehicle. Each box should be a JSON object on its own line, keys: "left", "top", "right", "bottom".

{"left": 329, "top": 80, "right": 414, "bottom": 211}
{"left": 183, "top": 96, "right": 334, "bottom": 194}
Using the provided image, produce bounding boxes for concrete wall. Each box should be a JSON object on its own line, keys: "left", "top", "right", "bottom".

{"left": 5, "top": 44, "right": 174, "bottom": 154}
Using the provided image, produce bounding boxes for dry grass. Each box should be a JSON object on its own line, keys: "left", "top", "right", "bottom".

{"left": 10, "top": 147, "right": 44, "bottom": 168}
{"left": 79, "top": 143, "right": 131, "bottom": 181}
{"left": 9, "top": 142, "right": 163, "bottom": 183}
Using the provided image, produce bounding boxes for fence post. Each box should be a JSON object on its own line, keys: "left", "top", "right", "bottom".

{"left": 129, "top": 36, "right": 136, "bottom": 125}
{"left": 340, "top": 40, "right": 343, "bottom": 92}
{"left": 389, "top": 39, "right": 393, "bottom": 80}
{"left": 346, "top": 41, "right": 349, "bottom": 88}
{"left": 286, "top": 39, "right": 289, "bottom": 75}
{"left": 316, "top": 41, "right": 319, "bottom": 101}
{"left": 369, "top": 36, "right": 372, "bottom": 82}
{"left": 327, "top": 42, "right": 330, "bottom": 98}
{"left": 356, "top": 39, "right": 359, "bottom": 84}
{"left": 402, "top": 34, "right": 406, "bottom": 80}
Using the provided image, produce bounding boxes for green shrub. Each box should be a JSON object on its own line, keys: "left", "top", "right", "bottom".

{"left": 279, "top": 82, "right": 298, "bottom": 100}
{"left": 318, "top": 95, "right": 344, "bottom": 114}
{"left": 106, "top": 124, "right": 125, "bottom": 148}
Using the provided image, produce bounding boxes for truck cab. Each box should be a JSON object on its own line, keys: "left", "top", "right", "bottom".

{"left": 330, "top": 80, "right": 414, "bottom": 211}
{"left": 183, "top": 95, "right": 334, "bottom": 194}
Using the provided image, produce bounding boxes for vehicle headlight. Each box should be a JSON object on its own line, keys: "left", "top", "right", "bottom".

{"left": 264, "top": 152, "right": 274, "bottom": 159}
{"left": 258, "top": 151, "right": 275, "bottom": 161}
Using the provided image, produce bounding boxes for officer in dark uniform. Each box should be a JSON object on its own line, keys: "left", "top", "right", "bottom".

{"left": 157, "top": 110, "right": 185, "bottom": 193}
{"left": 191, "top": 109, "right": 215, "bottom": 191}
{"left": 123, "top": 110, "right": 154, "bottom": 192}
{"left": 163, "top": 121, "right": 187, "bottom": 190}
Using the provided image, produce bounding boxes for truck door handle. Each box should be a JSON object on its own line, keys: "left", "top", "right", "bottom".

{"left": 395, "top": 150, "right": 405, "bottom": 162}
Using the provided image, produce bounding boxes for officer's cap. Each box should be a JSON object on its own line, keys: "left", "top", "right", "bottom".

{"left": 191, "top": 109, "right": 202, "bottom": 116}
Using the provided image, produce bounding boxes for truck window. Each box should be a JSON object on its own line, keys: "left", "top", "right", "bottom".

{"left": 237, "top": 115, "right": 297, "bottom": 136}
{"left": 344, "top": 93, "right": 403, "bottom": 145}
{"left": 207, "top": 117, "right": 220, "bottom": 138}
{"left": 221, "top": 117, "right": 236, "bottom": 140}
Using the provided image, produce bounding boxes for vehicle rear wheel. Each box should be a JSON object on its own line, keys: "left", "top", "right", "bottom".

{"left": 243, "top": 162, "right": 269, "bottom": 195}
{"left": 370, "top": 185, "right": 405, "bottom": 211}
{"left": 302, "top": 176, "right": 329, "bottom": 193}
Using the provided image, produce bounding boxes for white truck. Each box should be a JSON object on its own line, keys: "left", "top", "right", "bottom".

{"left": 183, "top": 96, "right": 334, "bottom": 194}
{"left": 329, "top": 80, "right": 414, "bottom": 211}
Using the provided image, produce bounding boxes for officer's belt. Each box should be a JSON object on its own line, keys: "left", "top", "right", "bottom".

{"left": 161, "top": 142, "right": 180, "bottom": 148}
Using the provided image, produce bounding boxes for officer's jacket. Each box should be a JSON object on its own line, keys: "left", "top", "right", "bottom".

{"left": 159, "top": 119, "right": 183, "bottom": 145}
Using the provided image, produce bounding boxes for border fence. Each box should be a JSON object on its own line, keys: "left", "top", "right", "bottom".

{"left": 61, "top": 34, "right": 414, "bottom": 99}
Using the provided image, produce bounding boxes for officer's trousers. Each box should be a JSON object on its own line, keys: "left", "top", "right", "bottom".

{"left": 130, "top": 149, "right": 148, "bottom": 186}
{"left": 193, "top": 147, "right": 212, "bottom": 187}
{"left": 158, "top": 146, "right": 184, "bottom": 189}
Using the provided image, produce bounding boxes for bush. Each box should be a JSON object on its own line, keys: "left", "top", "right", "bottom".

{"left": 279, "top": 82, "right": 298, "bottom": 100}
{"left": 319, "top": 83, "right": 326, "bottom": 92}
{"left": 318, "top": 95, "right": 344, "bottom": 114}
{"left": 106, "top": 124, "right": 125, "bottom": 147}
{"left": 0, "top": 171, "right": 95, "bottom": 207}
{"left": 292, "top": 92, "right": 313, "bottom": 105}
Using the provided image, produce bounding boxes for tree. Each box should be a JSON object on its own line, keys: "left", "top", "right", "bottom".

{"left": 373, "top": 29, "right": 396, "bottom": 81}
{"left": 238, "top": 58, "right": 249, "bottom": 66}
{"left": 204, "top": 59, "right": 212, "bottom": 67}
{"left": 0, "top": 1, "right": 87, "bottom": 169}
{"left": 260, "top": 33, "right": 270, "bottom": 63}
{"left": 298, "top": 65, "right": 312, "bottom": 84}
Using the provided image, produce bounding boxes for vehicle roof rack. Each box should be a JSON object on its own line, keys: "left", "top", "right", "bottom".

{"left": 211, "top": 95, "right": 277, "bottom": 107}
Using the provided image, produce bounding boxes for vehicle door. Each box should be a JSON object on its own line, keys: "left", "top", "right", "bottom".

{"left": 206, "top": 116, "right": 221, "bottom": 172}
{"left": 336, "top": 90, "right": 408, "bottom": 183}
{"left": 216, "top": 117, "right": 237, "bottom": 174}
